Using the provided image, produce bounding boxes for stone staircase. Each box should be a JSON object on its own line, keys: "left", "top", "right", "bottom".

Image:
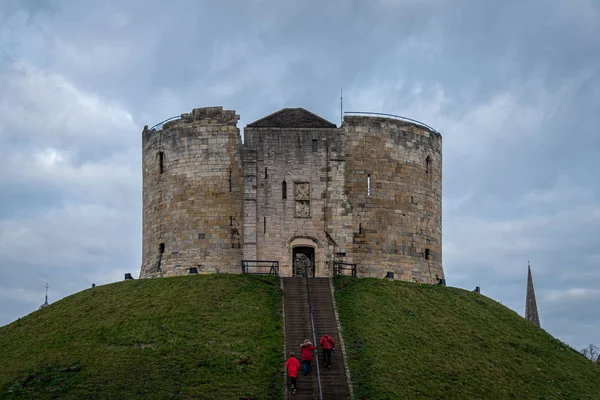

{"left": 283, "top": 277, "right": 351, "bottom": 399}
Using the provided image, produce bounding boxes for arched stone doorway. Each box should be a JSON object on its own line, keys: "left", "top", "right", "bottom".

{"left": 293, "top": 247, "right": 315, "bottom": 277}
{"left": 288, "top": 236, "right": 320, "bottom": 277}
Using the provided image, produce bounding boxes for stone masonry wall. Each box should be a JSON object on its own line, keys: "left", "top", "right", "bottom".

{"left": 243, "top": 126, "right": 340, "bottom": 277}
{"left": 343, "top": 116, "right": 443, "bottom": 282}
{"left": 140, "top": 107, "right": 243, "bottom": 278}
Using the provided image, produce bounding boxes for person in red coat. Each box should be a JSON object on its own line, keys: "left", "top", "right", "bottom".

{"left": 319, "top": 333, "right": 335, "bottom": 369}
{"left": 285, "top": 351, "right": 300, "bottom": 395}
{"left": 300, "top": 339, "right": 317, "bottom": 376}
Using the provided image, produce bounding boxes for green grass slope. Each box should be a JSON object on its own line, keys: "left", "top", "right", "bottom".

{"left": 334, "top": 278, "right": 600, "bottom": 400}
{"left": 0, "top": 275, "right": 283, "bottom": 400}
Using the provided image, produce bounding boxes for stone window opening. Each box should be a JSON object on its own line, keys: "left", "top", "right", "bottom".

{"left": 263, "top": 217, "right": 267, "bottom": 234}
{"left": 158, "top": 151, "right": 164, "bottom": 174}
{"left": 265, "top": 167, "right": 268, "bottom": 179}
{"left": 229, "top": 171, "right": 232, "bottom": 192}
{"left": 282, "top": 181, "right": 287, "bottom": 199}
{"left": 312, "top": 139, "right": 318, "bottom": 152}
{"left": 359, "top": 223, "right": 363, "bottom": 235}
{"left": 367, "top": 175, "right": 371, "bottom": 196}
{"left": 425, "top": 248, "right": 431, "bottom": 260}
{"left": 230, "top": 216, "right": 233, "bottom": 226}
{"left": 157, "top": 242, "right": 165, "bottom": 271}
{"left": 426, "top": 156, "right": 431, "bottom": 176}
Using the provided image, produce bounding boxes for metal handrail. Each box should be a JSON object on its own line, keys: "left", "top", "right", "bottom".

{"left": 344, "top": 111, "right": 440, "bottom": 134}
{"left": 305, "top": 273, "right": 323, "bottom": 400}
{"left": 148, "top": 115, "right": 182, "bottom": 132}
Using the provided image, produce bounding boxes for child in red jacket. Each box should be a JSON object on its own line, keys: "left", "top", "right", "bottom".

{"left": 300, "top": 339, "right": 317, "bottom": 376}
{"left": 285, "top": 352, "right": 300, "bottom": 395}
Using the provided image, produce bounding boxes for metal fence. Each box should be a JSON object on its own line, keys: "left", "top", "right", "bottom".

{"left": 241, "top": 260, "right": 280, "bottom": 276}
{"left": 333, "top": 262, "right": 357, "bottom": 278}
{"left": 148, "top": 115, "right": 181, "bottom": 132}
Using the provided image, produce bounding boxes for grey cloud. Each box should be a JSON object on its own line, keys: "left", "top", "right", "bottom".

{"left": 0, "top": 0, "right": 598, "bottom": 351}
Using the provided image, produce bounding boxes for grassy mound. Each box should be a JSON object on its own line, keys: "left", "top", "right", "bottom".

{"left": 3, "top": 274, "right": 598, "bottom": 399}
{"left": 0, "top": 275, "right": 283, "bottom": 400}
{"left": 334, "top": 278, "right": 600, "bottom": 400}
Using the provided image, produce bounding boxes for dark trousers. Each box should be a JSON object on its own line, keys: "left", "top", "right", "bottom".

{"left": 322, "top": 349, "right": 332, "bottom": 366}
{"left": 302, "top": 360, "right": 311, "bottom": 375}
{"left": 290, "top": 377, "right": 297, "bottom": 390}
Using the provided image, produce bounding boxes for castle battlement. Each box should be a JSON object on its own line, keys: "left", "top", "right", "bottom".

{"left": 342, "top": 114, "right": 440, "bottom": 138}
{"left": 156, "top": 107, "right": 240, "bottom": 133}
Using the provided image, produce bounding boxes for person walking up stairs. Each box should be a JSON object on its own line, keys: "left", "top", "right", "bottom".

{"left": 285, "top": 352, "right": 301, "bottom": 395}
{"left": 319, "top": 333, "right": 335, "bottom": 370}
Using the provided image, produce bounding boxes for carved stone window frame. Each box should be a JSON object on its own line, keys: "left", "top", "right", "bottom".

{"left": 294, "top": 182, "right": 311, "bottom": 218}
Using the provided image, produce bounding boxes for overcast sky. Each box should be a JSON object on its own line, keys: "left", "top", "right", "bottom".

{"left": 1, "top": 0, "right": 598, "bottom": 350}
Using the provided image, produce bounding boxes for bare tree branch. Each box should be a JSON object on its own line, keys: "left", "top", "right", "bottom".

{"left": 580, "top": 344, "right": 599, "bottom": 362}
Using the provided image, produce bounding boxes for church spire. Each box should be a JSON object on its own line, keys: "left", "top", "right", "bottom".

{"left": 525, "top": 262, "right": 540, "bottom": 327}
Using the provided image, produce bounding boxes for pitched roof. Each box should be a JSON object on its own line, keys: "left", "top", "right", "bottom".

{"left": 247, "top": 108, "right": 337, "bottom": 128}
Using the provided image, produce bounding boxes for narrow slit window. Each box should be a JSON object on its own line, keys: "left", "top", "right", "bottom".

{"left": 359, "top": 223, "right": 362, "bottom": 234}
{"left": 230, "top": 216, "right": 233, "bottom": 226}
{"left": 425, "top": 248, "right": 431, "bottom": 260}
{"left": 265, "top": 167, "right": 268, "bottom": 179}
{"left": 282, "top": 181, "right": 287, "bottom": 199}
{"left": 159, "top": 151, "right": 164, "bottom": 174}
{"left": 263, "top": 217, "right": 266, "bottom": 234}
{"left": 426, "top": 156, "right": 431, "bottom": 176}
{"left": 367, "top": 175, "right": 371, "bottom": 196}
{"left": 229, "top": 171, "right": 232, "bottom": 192}
{"left": 312, "top": 139, "right": 318, "bottom": 152}
{"left": 159, "top": 243, "right": 165, "bottom": 254}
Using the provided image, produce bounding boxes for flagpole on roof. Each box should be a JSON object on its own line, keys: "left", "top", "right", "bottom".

{"left": 340, "top": 87, "right": 343, "bottom": 126}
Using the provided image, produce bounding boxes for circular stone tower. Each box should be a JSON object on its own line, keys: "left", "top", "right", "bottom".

{"left": 140, "top": 107, "right": 243, "bottom": 278}
{"left": 343, "top": 115, "right": 443, "bottom": 283}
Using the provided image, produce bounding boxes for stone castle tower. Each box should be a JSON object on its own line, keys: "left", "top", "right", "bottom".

{"left": 140, "top": 106, "right": 443, "bottom": 283}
